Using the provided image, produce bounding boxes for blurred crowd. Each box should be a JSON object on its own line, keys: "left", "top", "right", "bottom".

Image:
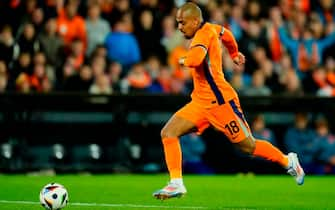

{"left": 251, "top": 112, "right": 335, "bottom": 174}
{"left": 0, "top": 0, "right": 334, "bottom": 96}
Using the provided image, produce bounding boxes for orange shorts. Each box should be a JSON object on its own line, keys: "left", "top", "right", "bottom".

{"left": 175, "top": 98, "right": 251, "bottom": 143}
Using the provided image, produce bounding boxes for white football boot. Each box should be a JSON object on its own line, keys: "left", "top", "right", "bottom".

{"left": 153, "top": 182, "right": 187, "bottom": 200}
{"left": 287, "top": 152, "right": 305, "bottom": 185}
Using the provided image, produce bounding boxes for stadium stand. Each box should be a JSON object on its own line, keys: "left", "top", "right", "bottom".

{"left": 0, "top": 0, "right": 334, "bottom": 174}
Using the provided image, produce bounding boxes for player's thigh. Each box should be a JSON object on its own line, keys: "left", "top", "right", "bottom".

{"left": 161, "top": 114, "right": 196, "bottom": 138}
{"left": 161, "top": 102, "right": 209, "bottom": 138}
{"left": 208, "top": 98, "right": 252, "bottom": 143}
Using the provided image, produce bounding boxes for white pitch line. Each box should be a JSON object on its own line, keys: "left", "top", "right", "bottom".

{"left": 0, "top": 200, "right": 208, "bottom": 209}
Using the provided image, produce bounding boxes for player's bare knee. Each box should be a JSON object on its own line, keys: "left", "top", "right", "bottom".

{"left": 160, "top": 127, "right": 174, "bottom": 139}
{"left": 160, "top": 128, "right": 167, "bottom": 139}
{"left": 237, "top": 146, "right": 248, "bottom": 154}
{"left": 241, "top": 144, "right": 255, "bottom": 155}
{"left": 236, "top": 136, "right": 256, "bottom": 155}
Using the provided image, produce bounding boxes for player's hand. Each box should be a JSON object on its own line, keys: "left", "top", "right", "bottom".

{"left": 179, "top": 57, "right": 186, "bottom": 66}
{"left": 233, "top": 52, "right": 245, "bottom": 66}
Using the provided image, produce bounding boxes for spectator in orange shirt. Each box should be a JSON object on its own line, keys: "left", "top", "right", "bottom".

{"left": 147, "top": 66, "right": 173, "bottom": 94}
{"left": 314, "top": 58, "right": 335, "bottom": 97}
{"left": 16, "top": 72, "right": 31, "bottom": 93}
{"left": 124, "top": 62, "right": 151, "bottom": 93}
{"left": 30, "top": 63, "right": 46, "bottom": 92}
{"left": 168, "top": 39, "right": 192, "bottom": 81}
{"left": 69, "top": 38, "right": 85, "bottom": 70}
{"left": 57, "top": 0, "right": 87, "bottom": 52}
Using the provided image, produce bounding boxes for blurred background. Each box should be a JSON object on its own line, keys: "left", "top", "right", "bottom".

{"left": 0, "top": 0, "right": 334, "bottom": 175}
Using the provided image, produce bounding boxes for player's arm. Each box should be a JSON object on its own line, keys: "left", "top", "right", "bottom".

{"left": 213, "top": 24, "right": 245, "bottom": 65}
{"left": 179, "top": 44, "right": 207, "bottom": 67}
{"left": 212, "top": 24, "right": 239, "bottom": 59}
{"left": 179, "top": 29, "right": 211, "bottom": 67}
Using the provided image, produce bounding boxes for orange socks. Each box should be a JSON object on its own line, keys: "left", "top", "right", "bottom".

{"left": 162, "top": 137, "right": 182, "bottom": 179}
{"left": 253, "top": 140, "right": 289, "bottom": 168}
{"left": 162, "top": 138, "right": 288, "bottom": 178}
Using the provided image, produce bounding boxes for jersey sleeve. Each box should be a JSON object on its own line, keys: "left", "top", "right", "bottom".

{"left": 221, "top": 28, "right": 239, "bottom": 59}
{"left": 183, "top": 26, "right": 213, "bottom": 67}
{"left": 213, "top": 24, "right": 239, "bottom": 59}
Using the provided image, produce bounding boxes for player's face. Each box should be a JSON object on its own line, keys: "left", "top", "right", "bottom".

{"left": 176, "top": 10, "right": 197, "bottom": 39}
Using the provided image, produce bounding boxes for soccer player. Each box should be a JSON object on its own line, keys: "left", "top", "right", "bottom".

{"left": 153, "top": 2, "right": 305, "bottom": 200}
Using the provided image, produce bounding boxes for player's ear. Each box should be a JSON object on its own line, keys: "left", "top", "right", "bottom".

{"left": 192, "top": 18, "right": 200, "bottom": 27}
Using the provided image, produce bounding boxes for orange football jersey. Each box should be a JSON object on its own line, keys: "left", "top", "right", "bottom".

{"left": 183, "top": 22, "right": 238, "bottom": 108}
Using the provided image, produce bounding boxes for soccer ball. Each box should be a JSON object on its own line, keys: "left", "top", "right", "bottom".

{"left": 39, "top": 183, "right": 69, "bottom": 210}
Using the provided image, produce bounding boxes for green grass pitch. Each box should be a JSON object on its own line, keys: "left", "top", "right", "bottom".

{"left": 0, "top": 174, "right": 334, "bottom": 210}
